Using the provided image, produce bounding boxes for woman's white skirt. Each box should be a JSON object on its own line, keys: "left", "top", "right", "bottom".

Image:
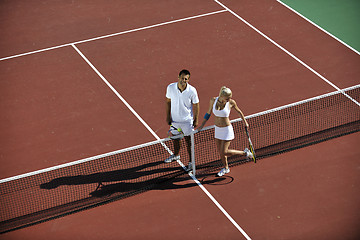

{"left": 215, "top": 125, "right": 234, "bottom": 141}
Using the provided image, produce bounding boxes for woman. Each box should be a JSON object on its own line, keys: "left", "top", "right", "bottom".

{"left": 198, "top": 86, "right": 253, "bottom": 177}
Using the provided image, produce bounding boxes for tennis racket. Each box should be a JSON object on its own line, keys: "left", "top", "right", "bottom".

{"left": 245, "top": 127, "right": 256, "bottom": 163}
{"left": 167, "top": 125, "right": 184, "bottom": 140}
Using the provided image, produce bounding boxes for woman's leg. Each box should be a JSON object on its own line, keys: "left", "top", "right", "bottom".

{"left": 216, "top": 139, "right": 228, "bottom": 169}
{"left": 222, "top": 141, "right": 233, "bottom": 169}
{"left": 224, "top": 148, "right": 245, "bottom": 157}
{"left": 221, "top": 141, "right": 247, "bottom": 167}
{"left": 221, "top": 140, "right": 246, "bottom": 157}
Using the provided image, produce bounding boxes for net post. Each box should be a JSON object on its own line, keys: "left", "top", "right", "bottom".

{"left": 190, "top": 132, "right": 196, "bottom": 176}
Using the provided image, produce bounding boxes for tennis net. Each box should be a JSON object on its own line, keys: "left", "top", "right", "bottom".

{"left": 0, "top": 85, "right": 359, "bottom": 233}
{"left": 193, "top": 85, "right": 359, "bottom": 175}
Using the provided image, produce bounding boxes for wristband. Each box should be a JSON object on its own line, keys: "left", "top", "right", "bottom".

{"left": 204, "top": 113, "right": 210, "bottom": 120}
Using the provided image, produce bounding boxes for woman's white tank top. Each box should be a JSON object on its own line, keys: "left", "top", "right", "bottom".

{"left": 212, "top": 97, "right": 230, "bottom": 117}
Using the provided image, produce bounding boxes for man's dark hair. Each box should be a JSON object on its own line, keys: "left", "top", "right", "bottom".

{"left": 179, "top": 69, "right": 190, "bottom": 77}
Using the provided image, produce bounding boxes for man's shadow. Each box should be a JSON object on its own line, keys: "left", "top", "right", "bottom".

{"left": 89, "top": 173, "right": 233, "bottom": 197}
{"left": 40, "top": 160, "right": 233, "bottom": 199}
{"left": 40, "top": 160, "right": 180, "bottom": 189}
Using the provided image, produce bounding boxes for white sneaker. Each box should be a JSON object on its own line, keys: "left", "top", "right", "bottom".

{"left": 164, "top": 154, "right": 180, "bottom": 163}
{"left": 244, "top": 148, "right": 253, "bottom": 159}
{"left": 217, "top": 168, "right": 230, "bottom": 177}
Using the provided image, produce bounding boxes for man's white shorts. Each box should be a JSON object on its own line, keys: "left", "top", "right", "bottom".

{"left": 170, "top": 122, "right": 194, "bottom": 136}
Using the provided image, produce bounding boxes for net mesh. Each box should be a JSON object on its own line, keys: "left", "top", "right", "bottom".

{"left": 194, "top": 86, "right": 360, "bottom": 175}
{"left": 0, "top": 139, "right": 191, "bottom": 233}
{"left": 0, "top": 85, "right": 359, "bottom": 233}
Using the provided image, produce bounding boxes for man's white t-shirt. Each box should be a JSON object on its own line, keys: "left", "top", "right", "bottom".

{"left": 166, "top": 83, "right": 199, "bottom": 123}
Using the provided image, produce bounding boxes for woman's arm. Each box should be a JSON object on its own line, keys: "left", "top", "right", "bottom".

{"left": 231, "top": 100, "right": 249, "bottom": 128}
{"left": 198, "top": 98, "right": 215, "bottom": 130}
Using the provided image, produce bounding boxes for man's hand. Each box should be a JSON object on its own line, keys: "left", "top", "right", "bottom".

{"left": 193, "top": 118, "right": 199, "bottom": 128}
{"left": 167, "top": 116, "right": 172, "bottom": 125}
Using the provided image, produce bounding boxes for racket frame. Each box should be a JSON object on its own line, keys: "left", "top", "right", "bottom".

{"left": 245, "top": 128, "right": 256, "bottom": 163}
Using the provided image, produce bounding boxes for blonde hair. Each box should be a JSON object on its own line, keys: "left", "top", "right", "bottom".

{"left": 216, "top": 86, "right": 232, "bottom": 110}
{"left": 219, "top": 86, "right": 232, "bottom": 97}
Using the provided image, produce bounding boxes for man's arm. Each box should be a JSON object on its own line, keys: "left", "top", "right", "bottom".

{"left": 192, "top": 103, "right": 200, "bottom": 127}
{"left": 166, "top": 98, "right": 172, "bottom": 125}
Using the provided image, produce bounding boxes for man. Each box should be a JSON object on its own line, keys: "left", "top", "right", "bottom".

{"left": 165, "top": 69, "right": 199, "bottom": 170}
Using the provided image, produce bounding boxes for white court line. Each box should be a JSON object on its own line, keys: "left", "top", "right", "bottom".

{"left": 0, "top": 10, "right": 226, "bottom": 61}
{"left": 72, "top": 45, "right": 160, "bottom": 141}
{"left": 214, "top": 0, "right": 360, "bottom": 107}
{"left": 71, "top": 45, "right": 250, "bottom": 239}
{"left": 277, "top": 0, "right": 360, "bottom": 55}
{"left": 188, "top": 172, "right": 252, "bottom": 240}
{"left": 72, "top": 45, "right": 180, "bottom": 163}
